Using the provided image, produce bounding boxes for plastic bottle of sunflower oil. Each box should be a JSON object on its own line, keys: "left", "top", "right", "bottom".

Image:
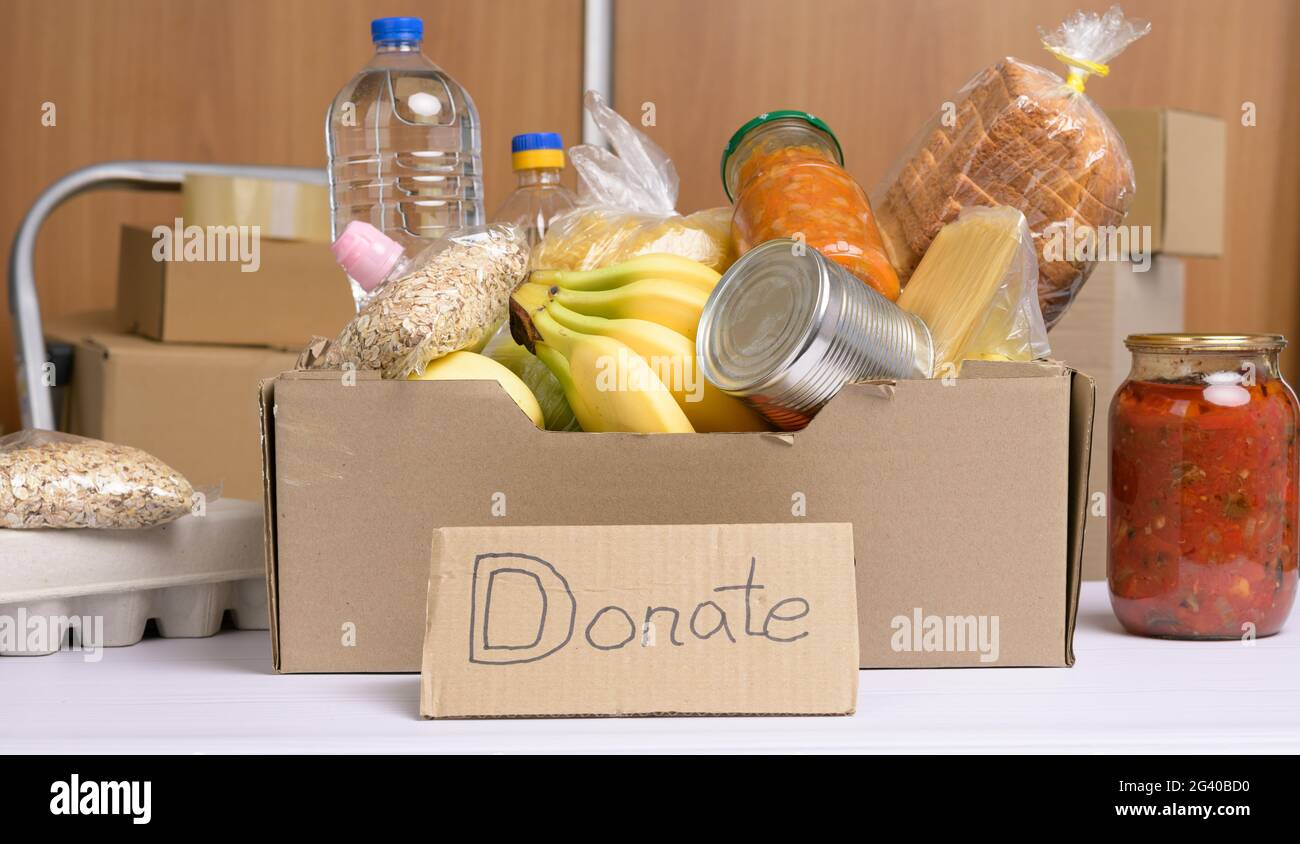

{"left": 491, "top": 132, "right": 578, "bottom": 246}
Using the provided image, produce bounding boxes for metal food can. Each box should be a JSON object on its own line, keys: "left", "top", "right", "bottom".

{"left": 697, "top": 238, "right": 933, "bottom": 430}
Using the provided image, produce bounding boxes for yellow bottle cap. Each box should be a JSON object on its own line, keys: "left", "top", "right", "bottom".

{"left": 512, "top": 148, "right": 566, "bottom": 171}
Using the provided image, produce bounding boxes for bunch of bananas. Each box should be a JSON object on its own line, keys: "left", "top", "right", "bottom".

{"left": 509, "top": 254, "right": 769, "bottom": 433}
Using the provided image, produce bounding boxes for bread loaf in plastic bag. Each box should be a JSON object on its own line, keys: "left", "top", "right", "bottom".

{"left": 873, "top": 5, "right": 1150, "bottom": 328}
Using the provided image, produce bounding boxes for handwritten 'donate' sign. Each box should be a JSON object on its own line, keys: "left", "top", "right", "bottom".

{"left": 419, "top": 523, "right": 858, "bottom": 718}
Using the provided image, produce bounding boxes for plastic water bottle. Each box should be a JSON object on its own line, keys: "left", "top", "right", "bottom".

{"left": 491, "top": 133, "right": 577, "bottom": 247}
{"left": 327, "top": 16, "right": 483, "bottom": 303}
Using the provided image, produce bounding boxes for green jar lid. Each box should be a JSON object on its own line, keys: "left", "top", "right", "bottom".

{"left": 720, "top": 110, "right": 844, "bottom": 200}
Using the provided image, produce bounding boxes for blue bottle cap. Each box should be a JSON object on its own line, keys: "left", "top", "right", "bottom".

{"left": 371, "top": 17, "right": 423, "bottom": 43}
{"left": 511, "top": 133, "right": 565, "bottom": 153}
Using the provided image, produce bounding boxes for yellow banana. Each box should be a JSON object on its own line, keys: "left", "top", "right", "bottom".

{"left": 522, "top": 279, "right": 710, "bottom": 341}
{"left": 534, "top": 345, "right": 599, "bottom": 431}
{"left": 511, "top": 279, "right": 553, "bottom": 318}
{"left": 407, "top": 351, "right": 544, "bottom": 428}
{"left": 530, "top": 253, "right": 721, "bottom": 294}
{"left": 543, "top": 301, "right": 769, "bottom": 432}
{"left": 527, "top": 310, "right": 694, "bottom": 434}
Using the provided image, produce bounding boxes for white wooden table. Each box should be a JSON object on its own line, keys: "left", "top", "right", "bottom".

{"left": 2, "top": 582, "right": 1296, "bottom": 754}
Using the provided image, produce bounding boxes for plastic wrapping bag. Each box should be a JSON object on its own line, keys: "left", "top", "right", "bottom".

{"left": 481, "top": 326, "right": 580, "bottom": 431}
{"left": 0, "top": 430, "right": 195, "bottom": 529}
{"left": 873, "top": 5, "right": 1150, "bottom": 328}
{"left": 320, "top": 224, "right": 530, "bottom": 379}
{"left": 898, "top": 206, "right": 1050, "bottom": 374}
{"left": 531, "top": 91, "right": 736, "bottom": 273}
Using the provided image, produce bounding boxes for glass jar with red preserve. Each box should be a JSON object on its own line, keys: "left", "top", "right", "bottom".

{"left": 1110, "top": 334, "right": 1299, "bottom": 639}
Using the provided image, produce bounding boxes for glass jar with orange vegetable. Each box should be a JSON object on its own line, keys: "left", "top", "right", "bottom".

{"left": 721, "top": 111, "right": 900, "bottom": 301}
{"left": 1110, "top": 334, "right": 1298, "bottom": 639}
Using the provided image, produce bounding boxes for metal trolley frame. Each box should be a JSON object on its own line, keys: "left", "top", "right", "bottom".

{"left": 7, "top": 161, "right": 325, "bottom": 430}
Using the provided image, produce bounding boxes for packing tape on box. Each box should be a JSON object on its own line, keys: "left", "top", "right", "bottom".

{"left": 182, "top": 174, "right": 331, "bottom": 243}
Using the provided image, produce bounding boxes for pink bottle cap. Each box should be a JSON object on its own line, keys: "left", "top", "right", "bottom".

{"left": 330, "top": 221, "right": 404, "bottom": 292}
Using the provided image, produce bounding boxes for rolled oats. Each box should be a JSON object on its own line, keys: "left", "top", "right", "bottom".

{"left": 321, "top": 225, "right": 529, "bottom": 378}
{"left": 0, "top": 431, "right": 195, "bottom": 529}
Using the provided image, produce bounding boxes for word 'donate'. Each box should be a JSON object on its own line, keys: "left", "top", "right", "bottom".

{"left": 468, "top": 554, "right": 811, "bottom": 664}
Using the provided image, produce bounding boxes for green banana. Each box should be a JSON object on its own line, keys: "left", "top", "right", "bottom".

{"left": 520, "top": 279, "right": 710, "bottom": 341}
{"left": 529, "top": 253, "right": 721, "bottom": 294}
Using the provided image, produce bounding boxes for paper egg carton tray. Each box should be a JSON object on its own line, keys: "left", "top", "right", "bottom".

{"left": 0, "top": 498, "right": 267, "bottom": 656}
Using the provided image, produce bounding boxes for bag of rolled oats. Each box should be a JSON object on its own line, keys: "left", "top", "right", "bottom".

{"left": 0, "top": 430, "right": 196, "bottom": 529}
{"left": 321, "top": 223, "right": 530, "bottom": 379}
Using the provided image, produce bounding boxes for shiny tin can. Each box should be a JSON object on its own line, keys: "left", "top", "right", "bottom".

{"left": 697, "top": 239, "right": 933, "bottom": 430}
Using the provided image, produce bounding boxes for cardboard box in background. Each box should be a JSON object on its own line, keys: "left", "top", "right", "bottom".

{"left": 1049, "top": 257, "right": 1186, "bottom": 580}
{"left": 182, "top": 174, "right": 332, "bottom": 244}
{"left": 421, "top": 523, "right": 860, "bottom": 718}
{"left": 261, "top": 362, "right": 1093, "bottom": 674}
{"left": 45, "top": 312, "right": 298, "bottom": 501}
{"left": 116, "top": 226, "right": 354, "bottom": 348}
{"left": 1108, "top": 108, "right": 1226, "bottom": 257}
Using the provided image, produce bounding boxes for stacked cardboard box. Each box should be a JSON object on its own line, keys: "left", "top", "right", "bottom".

{"left": 1049, "top": 258, "right": 1186, "bottom": 581}
{"left": 45, "top": 312, "right": 299, "bottom": 500}
{"left": 1106, "top": 108, "right": 1227, "bottom": 257}
{"left": 1049, "top": 108, "right": 1226, "bottom": 581}
{"left": 45, "top": 176, "right": 354, "bottom": 501}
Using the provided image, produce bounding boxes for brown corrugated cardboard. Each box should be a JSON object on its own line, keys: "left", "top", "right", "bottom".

{"left": 260, "top": 360, "right": 1093, "bottom": 673}
{"left": 1108, "top": 108, "right": 1226, "bottom": 257}
{"left": 45, "top": 311, "right": 297, "bottom": 501}
{"left": 43, "top": 311, "right": 119, "bottom": 347}
{"left": 420, "top": 523, "right": 859, "bottom": 718}
{"left": 1050, "top": 257, "right": 1185, "bottom": 580}
{"left": 116, "top": 225, "right": 354, "bottom": 348}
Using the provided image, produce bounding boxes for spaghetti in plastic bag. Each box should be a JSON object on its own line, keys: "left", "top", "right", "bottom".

{"left": 897, "top": 206, "right": 1050, "bottom": 374}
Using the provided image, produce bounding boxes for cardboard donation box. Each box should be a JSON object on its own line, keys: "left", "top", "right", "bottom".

{"left": 421, "top": 523, "right": 859, "bottom": 718}
{"left": 1108, "top": 108, "right": 1226, "bottom": 257}
{"left": 45, "top": 312, "right": 298, "bottom": 501}
{"left": 1050, "top": 256, "right": 1186, "bottom": 580}
{"left": 261, "top": 360, "right": 1093, "bottom": 673}
{"left": 116, "top": 225, "right": 354, "bottom": 348}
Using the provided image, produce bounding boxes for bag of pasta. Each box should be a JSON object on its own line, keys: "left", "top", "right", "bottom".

{"left": 531, "top": 91, "right": 736, "bottom": 273}
{"left": 872, "top": 5, "right": 1150, "bottom": 328}
{"left": 896, "top": 206, "right": 1050, "bottom": 375}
